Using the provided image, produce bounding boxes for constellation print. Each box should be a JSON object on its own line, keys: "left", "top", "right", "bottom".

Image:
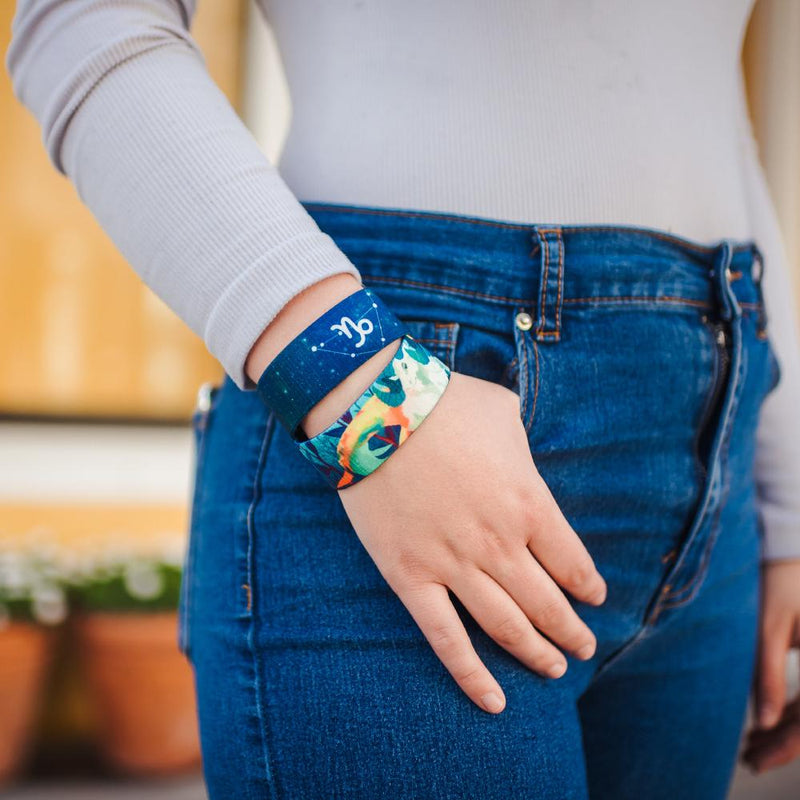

{"left": 309, "top": 291, "right": 387, "bottom": 358}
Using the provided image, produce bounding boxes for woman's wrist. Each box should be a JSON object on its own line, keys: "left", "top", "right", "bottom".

{"left": 244, "top": 272, "right": 403, "bottom": 438}
{"left": 299, "top": 336, "right": 403, "bottom": 437}
{"left": 244, "top": 272, "right": 363, "bottom": 383}
{"left": 296, "top": 335, "right": 452, "bottom": 489}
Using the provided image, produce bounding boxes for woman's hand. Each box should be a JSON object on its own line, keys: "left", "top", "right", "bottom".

{"left": 741, "top": 559, "right": 800, "bottom": 773}
{"left": 246, "top": 277, "right": 605, "bottom": 715}
{"left": 339, "top": 370, "right": 608, "bottom": 714}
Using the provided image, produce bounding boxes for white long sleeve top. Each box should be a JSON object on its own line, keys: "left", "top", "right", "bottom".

{"left": 6, "top": 0, "right": 800, "bottom": 561}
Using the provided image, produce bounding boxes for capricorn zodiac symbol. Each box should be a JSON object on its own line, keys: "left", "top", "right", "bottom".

{"left": 330, "top": 315, "right": 374, "bottom": 348}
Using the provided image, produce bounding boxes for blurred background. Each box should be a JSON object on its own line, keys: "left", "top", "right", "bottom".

{"left": 1, "top": 0, "right": 799, "bottom": 797}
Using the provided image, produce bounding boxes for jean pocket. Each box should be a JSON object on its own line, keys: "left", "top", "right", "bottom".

{"left": 178, "top": 380, "right": 221, "bottom": 659}
{"left": 440, "top": 315, "right": 523, "bottom": 418}
{"left": 400, "top": 318, "right": 460, "bottom": 371}
{"left": 511, "top": 317, "right": 540, "bottom": 435}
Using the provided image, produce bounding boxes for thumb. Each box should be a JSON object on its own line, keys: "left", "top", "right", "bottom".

{"left": 756, "top": 619, "right": 792, "bottom": 729}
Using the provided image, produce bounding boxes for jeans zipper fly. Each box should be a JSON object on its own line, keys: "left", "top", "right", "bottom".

{"left": 696, "top": 315, "right": 731, "bottom": 484}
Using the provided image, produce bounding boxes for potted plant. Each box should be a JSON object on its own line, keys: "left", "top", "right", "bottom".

{"left": 0, "top": 529, "right": 67, "bottom": 785}
{"left": 68, "top": 531, "right": 201, "bottom": 776}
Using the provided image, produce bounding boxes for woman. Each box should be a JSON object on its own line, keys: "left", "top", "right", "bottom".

{"left": 7, "top": 1, "right": 800, "bottom": 797}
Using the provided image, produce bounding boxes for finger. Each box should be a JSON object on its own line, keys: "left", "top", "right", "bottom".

{"left": 479, "top": 542, "right": 597, "bottom": 660}
{"left": 755, "top": 618, "right": 792, "bottom": 729}
{"left": 447, "top": 566, "right": 569, "bottom": 679}
{"left": 400, "top": 581, "right": 507, "bottom": 714}
{"left": 741, "top": 721, "right": 800, "bottom": 772}
{"left": 522, "top": 475, "right": 607, "bottom": 606}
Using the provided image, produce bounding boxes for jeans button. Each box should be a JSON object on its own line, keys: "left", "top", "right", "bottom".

{"left": 515, "top": 311, "right": 533, "bottom": 331}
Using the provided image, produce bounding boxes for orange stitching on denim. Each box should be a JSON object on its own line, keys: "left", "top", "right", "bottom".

{"left": 365, "top": 274, "right": 718, "bottom": 311}
{"left": 412, "top": 337, "right": 456, "bottom": 364}
{"left": 523, "top": 337, "right": 535, "bottom": 434}
{"left": 756, "top": 328, "right": 769, "bottom": 339}
{"left": 660, "top": 529, "right": 715, "bottom": 608}
{"left": 661, "top": 490, "right": 727, "bottom": 610}
{"left": 530, "top": 338, "right": 540, "bottom": 432}
{"left": 415, "top": 323, "right": 459, "bottom": 369}
{"left": 242, "top": 583, "right": 252, "bottom": 612}
{"left": 362, "top": 274, "right": 528, "bottom": 305}
{"left": 536, "top": 230, "right": 563, "bottom": 337}
{"left": 661, "top": 314, "right": 745, "bottom": 610}
{"left": 555, "top": 233, "right": 564, "bottom": 337}
{"left": 563, "top": 295, "right": 711, "bottom": 308}
{"left": 730, "top": 270, "right": 743, "bottom": 281}
{"left": 302, "top": 203, "right": 755, "bottom": 255}
{"left": 538, "top": 236, "right": 550, "bottom": 332}
{"left": 661, "top": 547, "right": 677, "bottom": 564}
{"left": 503, "top": 355, "right": 519, "bottom": 386}
{"left": 514, "top": 320, "right": 529, "bottom": 431}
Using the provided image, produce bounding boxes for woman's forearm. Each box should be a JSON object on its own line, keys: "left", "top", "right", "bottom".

{"left": 6, "top": 1, "right": 362, "bottom": 393}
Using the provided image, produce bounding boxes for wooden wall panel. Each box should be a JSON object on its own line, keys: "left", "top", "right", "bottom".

{"left": 0, "top": 1, "right": 247, "bottom": 420}
{"left": 0, "top": 503, "right": 188, "bottom": 553}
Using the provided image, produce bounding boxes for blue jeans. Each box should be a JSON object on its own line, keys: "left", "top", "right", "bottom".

{"left": 178, "top": 202, "right": 781, "bottom": 799}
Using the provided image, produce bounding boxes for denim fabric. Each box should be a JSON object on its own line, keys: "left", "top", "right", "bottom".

{"left": 178, "top": 202, "right": 781, "bottom": 800}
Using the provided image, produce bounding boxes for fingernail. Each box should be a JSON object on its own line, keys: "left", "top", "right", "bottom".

{"left": 481, "top": 692, "right": 505, "bottom": 713}
{"left": 547, "top": 661, "right": 567, "bottom": 678}
{"left": 577, "top": 642, "right": 596, "bottom": 660}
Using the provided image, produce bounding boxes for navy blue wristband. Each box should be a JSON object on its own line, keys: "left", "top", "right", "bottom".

{"left": 256, "top": 287, "right": 409, "bottom": 440}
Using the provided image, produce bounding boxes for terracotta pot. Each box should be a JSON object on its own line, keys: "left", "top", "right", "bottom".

{"left": 0, "top": 622, "right": 55, "bottom": 785}
{"left": 75, "top": 611, "right": 201, "bottom": 776}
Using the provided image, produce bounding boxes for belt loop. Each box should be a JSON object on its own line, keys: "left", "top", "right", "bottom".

{"left": 711, "top": 240, "right": 740, "bottom": 322}
{"left": 530, "top": 226, "right": 565, "bottom": 342}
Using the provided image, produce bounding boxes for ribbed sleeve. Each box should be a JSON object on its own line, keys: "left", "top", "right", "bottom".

{"left": 4, "top": 0, "right": 362, "bottom": 390}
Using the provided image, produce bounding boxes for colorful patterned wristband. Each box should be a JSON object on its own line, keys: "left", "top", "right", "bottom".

{"left": 295, "top": 334, "right": 452, "bottom": 489}
{"left": 256, "top": 287, "right": 409, "bottom": 440}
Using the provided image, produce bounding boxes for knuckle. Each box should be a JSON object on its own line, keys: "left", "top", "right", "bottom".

{"left": 492, "top": 556, "right": 516, "bottom": 585}
{"left": 453, "top": 664, "right": 483, "bottom": 687}
{"left": 393, "top": 549, "right": 435, "bottom": 587}
{"left": 532, "top": 596, "right": 568, "bottom": 628}
{"left": 503, "top": 480, "right": 531, "bottom": 509}
{"left": 520, "top": 494, "right": 544, "bottom": 526}
{"left": 429, "top": 622, "right": 460, "bottom": 653}
{"left": 385, "top": 569, "right": 421, "bottom": 598}
{"left": 564, "top": 557, "right": 596, "bottom": 590}
{"left": 479, "top": 525, "right": 514, "bottom": 557}
{"left": 493, "top": 615, "right": 527, "bottom": 648}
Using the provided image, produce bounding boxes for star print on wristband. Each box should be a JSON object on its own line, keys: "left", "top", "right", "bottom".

{"left": 256, "top": 287, "right": 410, "bottom": 440}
